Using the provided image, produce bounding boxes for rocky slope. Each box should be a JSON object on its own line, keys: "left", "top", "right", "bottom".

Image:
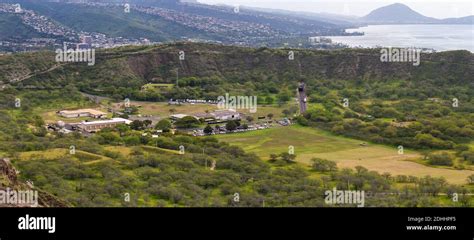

{"left": 0, "top": 158, "right": 69, "bottom": 207}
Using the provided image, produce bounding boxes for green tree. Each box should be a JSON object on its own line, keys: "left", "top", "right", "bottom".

{"left": 204, "top": 125, "right": 213, "bottom": 135}
{"left": 269, "top": 154, "right": 278, "bottom": 162}
{"left": 143, "top": 120, "right": 152, "bottom": 128}
{"left": 265, "top": 96, "right": 274, "bottom": 105}
{"left": 115, "top": 124, "right": 130, "bottom": 135}
{"left": 155, "top": 119, "right": 172, "bottom": 131}
{"left": 428, "top": 153, "right": 454, "bottom": 166}
{"left": 130, "top": 120, "right": 145, "bottom": 130}
{"left": 311, "top": 158, "right": 338, "bottom": 172}
{"left": 225, "top": 121, "right": 238, "bottom": 131}
{"left": 280, "top": 152, "right": 296, "bottom": 163}
{"left": 175, "top": 116, "right": 200, "bottom": 129}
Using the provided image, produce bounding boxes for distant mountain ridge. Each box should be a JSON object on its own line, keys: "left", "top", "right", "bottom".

{"left": 361, "top": 3, "right": 473, "bottom": 24}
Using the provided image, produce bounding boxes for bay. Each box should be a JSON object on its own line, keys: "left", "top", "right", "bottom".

{"left": 327, "top": 24, "right": 474, "bottom": 52}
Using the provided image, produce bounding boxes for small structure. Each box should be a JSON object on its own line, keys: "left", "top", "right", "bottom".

{"left": 170, "top": 114, "right": 191, "bottom": 121}
{"left": 277, "top": 118, "right": 292, "bottom": 126}
{"left": 194, "top": 109, "right": 240, "bottom": 122}
{"left": 212, "top": 110, "right": 240, "bottom": 121}
{"left": 128, "top": 115, "right": 161, "bottom": 126}
{"left": 76, "top": 118, "right": 132, "bottom": 132}
{"left": 58, "top": 109, "right": 107, "bottom": 119}
{"left": 168, "top": 99, "right": 183, "bottom": 105}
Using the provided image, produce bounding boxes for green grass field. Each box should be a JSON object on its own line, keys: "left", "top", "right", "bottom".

{"left": 216, "top": 125, "right": 474, "bottom": 184}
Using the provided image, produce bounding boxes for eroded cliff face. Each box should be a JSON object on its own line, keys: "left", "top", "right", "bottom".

{"left": 2, "top": 43, "right": 472, "bottom": 88}
{"left": 119, "top": 43, "right": 473, "bottom": 83}
{"left": 0, "top": 158, "right": 69, "bottom": 207}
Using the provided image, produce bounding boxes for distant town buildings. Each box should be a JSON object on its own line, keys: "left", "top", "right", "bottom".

{"left": 80, "top": 35, "right": 92, "bottom": 45}
{"left": 308, "top": 37, "right": 332, "bottom": 44}
{"left": 0, "top": 3, "right": 158, "bottom": 53}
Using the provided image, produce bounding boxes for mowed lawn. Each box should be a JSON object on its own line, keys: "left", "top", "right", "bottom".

{"left": 216, "top": 125, "right": 474, "bottom": 184}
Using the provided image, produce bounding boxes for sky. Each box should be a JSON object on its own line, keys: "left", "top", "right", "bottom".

{"left": 197, "top": 0, "right": 474, "bottom": 18}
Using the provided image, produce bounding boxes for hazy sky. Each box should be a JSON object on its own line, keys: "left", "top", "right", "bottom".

{"left": 198, "top": 0, "right": 474, "bottom": 18}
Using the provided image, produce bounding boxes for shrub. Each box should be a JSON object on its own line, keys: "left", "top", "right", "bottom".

{"left": 311, "top": 158, "right": 338, "bottom": 172}
{"left": 428, "top": 153, "right": 454, "bottom": 166}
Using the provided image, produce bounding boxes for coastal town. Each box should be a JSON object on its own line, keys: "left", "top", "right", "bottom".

{"left": 0, "top": 3, "right": 155, "bottom": 53}
{"left": 0, "top": 1, "right": 351, "bottom": 54}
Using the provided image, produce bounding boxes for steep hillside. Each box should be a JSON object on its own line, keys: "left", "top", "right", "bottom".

{"left": 2, "top": 43, "right": 472, "bottom": 90}
{"left": 0, "top": 13, "right": 47, "bottom": 41}
{"left": 19, "top": 2, "right": 218, "bottom": 42}
{"left": 0, "top": 158, "right": 69, "bottom": 207}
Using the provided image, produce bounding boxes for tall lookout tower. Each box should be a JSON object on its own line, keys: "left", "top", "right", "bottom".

{"left": 297, "top": 82, "right": 307, "bottom": 114}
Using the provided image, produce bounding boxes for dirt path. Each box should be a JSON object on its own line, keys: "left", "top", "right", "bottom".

{"left": 12, "top": 63, "right": 67, "bottom": 83}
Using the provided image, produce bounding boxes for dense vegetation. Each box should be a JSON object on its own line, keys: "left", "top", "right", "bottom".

{"left": 6, "top": 43, "right": 471, "bottom": 156}
{"left": 1, "top": 43, "right": 473, "bottom": 207}
{"left": 0, "top": 87, "right": 471, "bottom": 207}
{"left": 296, "top": 77, "right": 474, "bottom": 166}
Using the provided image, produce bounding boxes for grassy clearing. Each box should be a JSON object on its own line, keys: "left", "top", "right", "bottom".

{"left": 141, "top": 83, "right": 174, "bottom": 91}
{"left": 141, "top": 146, "right": 181, "bottom": 155}
{"left": 216, "top": 125, "right": 474, "bottom": 184}
{"left": 104, "top": 146, "right": 133, "bottom": 156}
{"left": 108, "top": 99, "right": 297, "bottom": 120}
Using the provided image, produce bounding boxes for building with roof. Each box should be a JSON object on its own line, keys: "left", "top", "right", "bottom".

{"left": 194, "top": 109, "right": 240, "bottom": 122}
{"left": 170, "top": 114, "right": 191, "bottom": 121}
{"left": 76, "top": 118, "right": 132, "bottom": 132}
{"left": 58, "top": 109, "right": 107, "bottom": 119}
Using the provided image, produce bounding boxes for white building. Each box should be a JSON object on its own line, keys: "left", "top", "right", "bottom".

{"left": 76, "top": 118, "right": 132, "bottom": 132}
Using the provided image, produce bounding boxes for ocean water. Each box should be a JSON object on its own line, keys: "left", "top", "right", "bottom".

{"left": 327, "top": 24, "right": 474, "bottom": 52}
